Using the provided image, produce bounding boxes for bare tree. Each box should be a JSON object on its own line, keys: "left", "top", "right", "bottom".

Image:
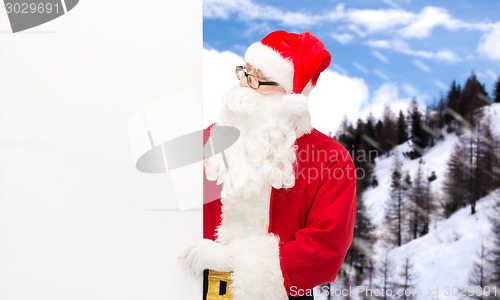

{"left": 395, "top": 254, "right": 418, "bottom": 300}
{"left": 468, "top": 238, "right": 496, "bottom": 300}
{"left": 408, "top": 160, "right": 427, "bottom": 239}
{"left": 373, "top": 251, "right": 396, "bottom": 300}
{"left": 385, "top": 153, "right": 407, "bottom": 246}
{"left": 488, "top": 195, "right": 500, "bottom": 294}
{"left": 443, "top": 142, "right": 469, "bottom": 217}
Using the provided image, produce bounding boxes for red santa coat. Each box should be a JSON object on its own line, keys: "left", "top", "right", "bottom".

{"left": 204, "top": 128, "right": 357, "bottom": 295}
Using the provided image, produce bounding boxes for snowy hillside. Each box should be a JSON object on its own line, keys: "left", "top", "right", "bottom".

{"left": 315, "top": 103, "right": 500, "bottom": 300}
{"left": 387, "top": 191, "right": 498, "bottom": 300}
{"left": 485, "top": 103, "right": 500, "bottom": 136}
{"left": 363, "top": 132, "right": 459, "bottom": 227}
{"left": 315, "top": 192, "right": 498, "bottom": 300}
{"left": 365, "top": 103, "right": 500, "bottom": 227}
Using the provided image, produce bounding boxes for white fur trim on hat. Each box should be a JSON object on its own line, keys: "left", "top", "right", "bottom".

{"left": 245, "top": 42, "right": 294, "bottom": 93}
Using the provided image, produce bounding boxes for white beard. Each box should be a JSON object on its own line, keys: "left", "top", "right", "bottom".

{"left": 205, "top": 85, "right": 311, "bottom": 243}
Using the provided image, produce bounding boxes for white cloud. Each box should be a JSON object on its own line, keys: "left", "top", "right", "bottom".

{"left": 401, "top": 82, "right": 420, "bottom": 97}
{"left": 372, "top": 50, "right": 390, "bottom": 63}
{"left": 373, "top": 69, "right": 390, "bottom": 81}
{"left": 398, "top": 7, "right": 464, "bottom": 38}
{"left": 352, "top": 62, "right": 370, "bottom": 74}
{"left": 204, "top": 0, "right": 320, "bottom": 26}
{"left": 359, "top": 83, "right": 412, "bottom": 120}
{"left": 346, "top": 6, "right": 492, "bottom": 39}
{"left": 433, "top": 50, "right": 460, "bottom": 62}
{"left": 202, "top": 48, "right": 369, "bottom": 134}
{"left": 203, "top": 48, "right": 245, "bottom": 126}
{"left": 413, "top": 59, "right": 432, "bottom": 73}
{"left": 325, "top": 4, "right": 346, "bottom": 22}
{"left": 485, "top": 69, "right": 498, "bottom": 81}
{"left": 331, "top": 63, "right": 349, "bottom": 75}
{"left": 280, "top": 12, "right": 320, "bottom": 26}
{"left": 345, "top": 24, "right": 367, "bottom": 37}
{"left": 367, "top": 39, "right": 461, "bottom": 63}
{"left": 477, "top": 22, "right": 500, "bottom": 63}
{"left": 433, "top": 79, "right": 449, "bottom": 91}
{"left": 366, "top": 40, "right": 393, "bottom": 49}
{"left": 204, "top": 0, "right": 496, "bottom": 58}
{"left": 204, "top": 0, "right": 242, "bottom": 19}
{"left": 346, "top": 8, "right": 414, "bottom": 33}
{"left": 382, "top": 0, "right": 401, "bottom": 9}
{"left": 309, "top": 70, "right": 369, "bottom": 134}
{"left": 331, "top": 33, "right": 354, "bottom": 44}
{"left": 244, "top": 22, "right": 272, "bottom": 38}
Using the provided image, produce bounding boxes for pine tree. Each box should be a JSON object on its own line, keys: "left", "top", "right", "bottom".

{"left": 376, "top": 120, "right": 387, "bottom": 153}
{"left": 363, "top": 113, "right": 381, "bottom": 152}
{"left": 336, "top": 116, "right": 353, "bottom": 146}
{"left": 459, "top": 73, "right": 488, "bottom": 131}
{"left": 423, "top": 171, "right": 437, "bottom": 235}
{"left": 397, "top": 110, "right": 409, "bottom": 145}
{"left": 402, "top": 172, "right": 412, "bottom": 244}
{"left": 353, "top": 118, "right": 376, "bottom": 193}
{"left": 347, "top": 195, "right": 376, "bottom": 288}
{"left": 426, "top": 96, "right": 446, "bottom": 145}
{"left": 432, "top": 95, "right": 447, "bottom": 129}
{"left": 493, "top": 76, "right": 500, "bottom": 103}
{"left": 382, "top": 104, "right": 398, "bottom": 153}
{"left": 480, "top": 83, "right": 490, "bottom": 101}
{"left": 407, "top": 98, "right": 429, "bottom": 159}
{"left": 444, "top": 80, "right": 462, "bottom": 130}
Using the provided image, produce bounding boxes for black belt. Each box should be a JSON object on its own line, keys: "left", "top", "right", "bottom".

{"left": 289, "top": 295, "right": 314, "bottom": 300}
{"left": 202, "top": 269, "right": 314, "bottom": 300}
{"left": 203, "top": 269, "right": 232, "bottom": 300}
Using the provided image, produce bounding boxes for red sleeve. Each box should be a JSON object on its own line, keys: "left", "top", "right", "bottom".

{"left": 280, "top": 153, "right": 357, "bottom": 293}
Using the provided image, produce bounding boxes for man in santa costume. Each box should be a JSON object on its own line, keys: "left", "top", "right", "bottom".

{"left": 181, "top": 30, "right": 357, "bottom": 300}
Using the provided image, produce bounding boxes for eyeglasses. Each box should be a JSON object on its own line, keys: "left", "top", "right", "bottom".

{"left": 235, "top": 66, "right": 279, "bottom": 90}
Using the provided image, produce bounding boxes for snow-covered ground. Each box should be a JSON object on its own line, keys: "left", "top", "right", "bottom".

{"left": 364, "top": 132, "right": 459, "bottom": 227}
{"left": 388, "top": 191, "right": 498, "bottom": 300}
{"left": 316, "top": 191, "right": 498, "bottom": 300}
{"left": 317, "top": 104, "right": 500, "bottom": 300}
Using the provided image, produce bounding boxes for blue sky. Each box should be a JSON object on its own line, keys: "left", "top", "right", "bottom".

{"left": 203, "top": 0, "right": 500, "bottom": 112}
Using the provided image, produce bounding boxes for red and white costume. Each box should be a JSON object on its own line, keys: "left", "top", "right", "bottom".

{"left": 204, "top": 128, "right": 357, "bottom": 296}
{"left": 183, "top": 31, "right": 356, "bottom": 299}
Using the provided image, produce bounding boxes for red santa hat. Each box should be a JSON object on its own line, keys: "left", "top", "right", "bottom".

{"left": 244, "top": 30, "right": 331, "bottom": 96}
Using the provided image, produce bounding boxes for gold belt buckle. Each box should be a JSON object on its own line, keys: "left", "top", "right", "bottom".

{"left": 206, "top": 270, "right": 233, "bottom": 300}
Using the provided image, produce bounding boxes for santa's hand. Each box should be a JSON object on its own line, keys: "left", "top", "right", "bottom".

{"left": 179, "top": 239, "right": 233, "bottom": 277}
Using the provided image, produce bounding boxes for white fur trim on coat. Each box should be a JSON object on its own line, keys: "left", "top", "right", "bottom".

{"left": 227, "top": 235, "right": 288, "bottom": 300}
{"left": 245, "top": 42, "right": 294, "bottom": 94}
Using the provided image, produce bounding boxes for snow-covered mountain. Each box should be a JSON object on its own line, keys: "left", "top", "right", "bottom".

{"left": 316, "top": 103, "right": 500, "bottom": 300}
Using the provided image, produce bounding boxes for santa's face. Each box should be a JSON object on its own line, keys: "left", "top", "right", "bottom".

{"left": 205, "top": 84, "right": 305, "bottom": 197}
{"left": 238, "top": 64, "right": 287, "bottom": 95}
